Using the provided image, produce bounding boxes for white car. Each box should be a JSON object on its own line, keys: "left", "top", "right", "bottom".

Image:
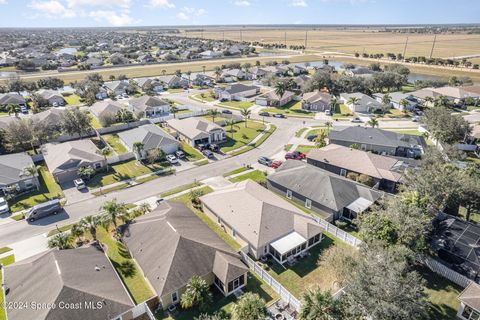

{"left": 325, "top": 110, "right": 331, "bottom": 116}
{"left": 74, "top": 178, "right": 86, "bottom": 190}
{"left": 0, "top": 197, "right": 9, "bottom": 215}
{"left": 351, "top": 117, "right": 362, "bottom": 123}
{"left": 166, "top": 154, "right": 178, "bottom": 164}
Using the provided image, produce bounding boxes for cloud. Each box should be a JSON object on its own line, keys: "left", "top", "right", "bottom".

{"left": 28, "top": 1, "right": 76, "bottom": 18}
{"left": 66, "top": 0, "right": 132, "bottom": 9}
{"left": 89, "top": 10, "right": 136, "bottom": 26}
{"left": 176, "top": 7, "right": 206, "bottom": 20}
{"left": 149, "top": 0, "right": 175, "bottom": 8}
{"left": 289, "top": 0, "right": 307, "bottom": 7}
{"left": 234, "top": 0, "right": 250, "bottom": 6}
{"left": 0, "top": 0, "right": 7, "bottom": 4}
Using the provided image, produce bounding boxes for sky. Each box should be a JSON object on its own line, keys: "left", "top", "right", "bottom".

{"left": 0, "top": 0, "right": 478, "bottom": 28}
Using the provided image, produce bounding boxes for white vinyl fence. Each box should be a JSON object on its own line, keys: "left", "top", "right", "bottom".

{"left": 420, "top": 255, "right": 472, "bottom": 288}
{"left": 311, "top": 216, "right": 363, "bottom": 247}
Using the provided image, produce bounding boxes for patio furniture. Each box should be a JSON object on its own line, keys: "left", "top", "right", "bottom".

{"left": 275, "top": 313, "right": 285, "bottom": 320}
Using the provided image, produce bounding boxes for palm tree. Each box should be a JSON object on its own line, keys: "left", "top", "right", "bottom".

{"left": 78, "top": 166, "right": 96, "bottom": 180}
{"left": 240, "top": 109, "right": 251, "bottom": 128}
{"left": 79, "top": 215, "right": 102, "bottom": 242}
{"left": 367, "top": 117, "right": 379, "bottom": 128}
{"left": 231, "top": 292, "right": 268, "bottom": 320}
{"left": 329, "top": 97, "right": 338, "bottom": 113}
{"left": 325, "top": 121, "right": 333, "bottom": 134}
{"left": 70, "top": 223, "right": 85, "bottom": 244}
{"left": 274, "top": 81, "right": 287, "bottom": 99}
{"left": 226, "top": 119, "right": 238, "bottom": 139}
{"left": 399, "top": 99, "right": 410, "bottom": 114}
{"left": 101, "top": 198, "right": 129, "bottom": 229}
{"left": 200, "top": 92, "right": 206, "bottom": 102}
{"left": 423, "top": 96, "right": 434, "bottom": 108}
{"left": 21, "top": 165, "right": 39, "bottom": 190}
{"left": 299, "top": 288, "right": 342, "bottom": 320}
{"left": 435, "top": 95, "right": 450, "bottom": 108}
{"left": 133, "top": 142, "right": 144, "bottom": 160}
{"left": 170, "top": 105, "right": 179, "bottom": 118}
{"left": 48, "top": 232, "right": 73, "bottom": 250}
{"left": 137, "top": 202, "right": 151, "bottom": 215}
{"left": 161, "top": 69, "right": 166, "bottom": 76}
{"left": 180, "top": 276, "right": 212, "bottom": 312}
{"left": 381, "top": 93, "right": 391, "bottom": 115}
{"left": 6, "top": 104, "right": 20, "bottom": 117}
{"left": 207, "top": 109, "right": 220, "bottom": 122}
{"left": 214, "top": 67, "right": 222, "bottom": 80}
{"left": 202, "top": 65, "right": 206, "bottom": 74}
{"left": 186, "top": 70, "right": 192, "bottom": 87}
{"left": 97, "top": 147, "right": 111, "bottom": 171}
{"left": 347, "top": 96, "right": 360, "bottom": 109}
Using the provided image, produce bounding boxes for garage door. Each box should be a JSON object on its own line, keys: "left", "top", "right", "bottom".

{"left": 55, "top": 169, "right": 79, "bottom": 184}
{"left": 161, "top": 143, "right": 179, "bottom": 155}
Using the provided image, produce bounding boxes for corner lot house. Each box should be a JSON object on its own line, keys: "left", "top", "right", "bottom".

{"left": 135, "top": 77, "right": 164, "bottom": 93}
{"left": 215, "top": 84, "right": 259, "bottom": 101}
{"left": 307, "top": 144, "right": 404, "bottom": 192}
{"left": 42, "top": 140, "right": 106, "bottom": 184}
{"left": 267, "top": 160, "right": 383, "bottom": 222}
{"left": 200, "top": 180, "right": 323, "bottom": 264}
{"left": 0, "top": 153, "right": 40, "bottom": 195}
{"left": 3, "top": 247, "right": 134, "bottom": 320}
{"left": 329, "top": 126, "right": 425, "bottom": 158}
{"left": 103, "top": 80, "right": 129, "bottom": 96}
{"left": 123, "top": 202, "right": 248, "bottom": 309}
{"left": 38, "top": 89, "right": 66, "bottom": 106}
{"left": 373, "top": 92, "right": 417, "bottom": 111}
{"left": 128, "top": 95, "right": 170, "bottom": 118}
{"left": 255, "top": 90, "right": 295, "bottom": 107}
{"left": 301, "top": 91, "right": 332, "bottom": 111}
{"left": 458, "top": 281, "right": 480, "bottom": 320}
{"left": 339, "top": 92, "right": 383, "bottom": 113}
{"left": 167, "top": 117, "right": 226, "bottom": 147}
{"left": 0, "top": 93, "right": 26, "bottom": 107}
{"left": 117, "top": 124, "right": 179, "bottom": 159}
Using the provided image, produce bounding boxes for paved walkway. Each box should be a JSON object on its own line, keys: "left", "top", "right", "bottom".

{"left": 10, "top": 233, "right": 49, "bottom": 262}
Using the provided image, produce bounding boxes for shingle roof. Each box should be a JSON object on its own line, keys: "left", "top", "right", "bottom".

{"left": 128, "top": 96, "right": 169, "bottom": 112}
{"left": 123, "top": 202, "right": 247, "bottom": 296}
{"left": 459, "top": 282, "right": 480, "bottom": 311}
{"left": 302, "top": 91, "right": 331, "bottom": 104}
{"left": 200, "top": 180, "right": 322, "bottom": 249}
{"left": 224, "top": 83, "right": 257, "bottom": 95}
{"left": 329, "top": 126, "right": 425, "bottom": 149}
{"left": 4, "top": 246, "right": 134, "bottom": 320}
{"left": 268, "top": 160, "right": 383, "bottom": 214}
{"left": 410, "top": 88, "right": 443, "bottom": 100}
{"left": 31, "top": 108, "right": 64, "bottom": 123}
{"left": 42, "top": 140, "right": 104, "bottom": 174}
{"left": 432, "top": 86, "right": 480, "bottom": 99}
{"left": 258, "top": 90, "right": 295, "bottom": 101}
{"left": 90, "top": 100, "right": 123, "bottom": 118}
{"left": 307, "top": 144, "right": 404, "bottom": 182}
{"left": 0, "top": 93, "right": 25, "bottom": 105}
{"left": 0, "top": 152, "right": 35, "bottom": 186}
{"left": 167, "top": 118, "right": 223, "bottom": 141}
{"left": 118, "top": 124, "right": 178, "bottom": 151}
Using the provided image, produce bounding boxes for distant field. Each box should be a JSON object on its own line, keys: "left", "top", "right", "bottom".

{"left": 181, "top": 28, "right": 480, "bottom": 59}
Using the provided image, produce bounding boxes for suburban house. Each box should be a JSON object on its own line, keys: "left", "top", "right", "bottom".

{"left": 432, "top": 86, "right": 480, "bottom": 103}
{"left": 0, "top": 152, "right": 40, "bottom": 195}
{"left": 3, "top": 246, "right": 135, "bottom": 320}
{"left": 339, "top": 92, "right": 383, "bottom": 113}
{"left": 215, "top": 84, "right": 259, "bottom": 101}
{"left": 38, "top": 90, "right": 66, "bottom": 107}
{"left": 135, "top": 77, "right": 164, "bottom": 93}
{"left": 157, "top": 75, "right": 188, "bottom": 88}
{"left": 255, "top": 90, "right": 295, "bottom": 107}
{"left": 373, "top": 92, "right": 417, "bottom": 111}
{"left": 123, "top": 202, "right": 248, "bottom": 309}
{"left": 42, "top": 139, "right": 106, "bottom": 184}
{"left": 267, "top": 160, "right": 383, "bottom": 222}
{"left": 31, "top": 108, "right": 64, "bottom": 127}
{"left": 458, "top": 282, "right": 480, "bottom": 320}
{"left": 127, "top": 96, "right": 170, "bottom": 118}
{"left": 192, "top": 73, "right": 216, "bottom": 87}
{"left": 410, "top": 88, "right": 443, "bottom": 106}
{"left": 0, "top": 93, "right": 26, "bottom": 107}
{"left": 117, "top": 124, "right": 179, "bottom": 159}
{"left": 345, "top": 67, "right": 375, "bottom": 78}
{"left": 307, "top": 144, "right": 405, "bottom": 192}
{"left": 301, "top": 91, "right": 332, "bottom": 111}
{"left": 250, "top": 66, "right": 268, "bottom": 79}
{"left": 167, "top": 117, "right": 226, "bottom": 147}
{"left": 103, "top": 80, "right": 129, "bottom": 96}
{"left": 221, "top": 69, "right": 247, "bottom": 82}
{"left": 328, "top": 126, "right": 425, "bottom": 158}
{"left": 200, "top": 180, "right": 323, "bottom": 264}
{"left": 463, "top": 85, "right": 480, "bottom": 96}
{"left": 293, "top": 75, "right": 310, "bottom": 88}
{"left": 90, "top": 100, "right": 124, "bottom": 121}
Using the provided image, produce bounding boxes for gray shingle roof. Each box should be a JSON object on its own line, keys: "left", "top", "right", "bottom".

{"left": 224, "top": 84, "right": 257, "bottom": 94}
{"left": 123, "top": 202, "right": 247, "bottom": 297}
{"left": 128, "top": 96, "right": 169, "bottom": 112}
{"left": 42, "top": 140, "right": 104, "bottom": 174}
{"left": 167, "top": 118, "right": 223, "bottom": 141}
{"left": 118, "top": 124, "right": 178, "bottom": 151}
{"left": 0, "top": 152, "right": 35, "bottom": 186}
{"left": 90, "top": 100, "right": 123, "bottom": 118}
{"left": 4, "top": 246, "right": 134, "bottom": 320}
{"left": 0, "top": 93, "right": 25, "bottom": 105}
{"left": 268, "top": 160, "right": 383, "bottom": 213}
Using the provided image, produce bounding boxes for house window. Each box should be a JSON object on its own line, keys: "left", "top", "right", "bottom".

{"left": 232, "top": 229, "right": 236, "bottom": 238}
{"left": 171, "top": 292, "right": 178, "bottom": 303}
{"left": 228, "top": 275, "right": 245, "bottom": 293}
{"left": 305, "top": 198, "right": 312, "bottom": 209}
{"left": 94, "top": 163, "right": 102, "bottom": 169}
{"left": 462, "top": 306, "right": 480, "bottom": 320}
{"left": 24, "top": 179, "right": 33, "bottom": 189}
{"left": 286, "top": 189, "right": 292, "bottom": 199}
{"left": 340, "top": 169, "right": 347, "bottom": 177}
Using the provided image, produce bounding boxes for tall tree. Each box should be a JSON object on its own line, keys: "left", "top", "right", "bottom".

{"left": 207, "top": 108, "right": 220, "bottom": 123}
{"left": 367, "top": 117, "right": 379, "bottom": 128}
{"left": 240, "top": 109, "right": 251, "bottom": 128}
{"left": 231, "top": 292, "right": 268, "bottom": 320}
{"left": 300, "top": 288, "right": 343, "bottom": 320}
{"left": 180, "top": 276, "right": 213, "bottom": 312}
{"left": 423, "top": 107, "right": 470, "bottom": 145}
{"left": 79, "top": 215, "right": 102, "bottom": 242}
{"left": 60, "top": 107, "right": 92, "bottom": 138}
{"left": 100, "top": 198, "right": 129, "bottom": 229}
{"left": 48, "top": 232, "right": 73, "bottom": 250}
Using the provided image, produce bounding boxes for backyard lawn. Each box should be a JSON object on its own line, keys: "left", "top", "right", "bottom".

{"left": 332, "top": 103, "right": 354, "bottom": 119}
{"left": 103, "top": 134, "right": 128, "bottom": 154}
{"left": 9, "top": 166, "right": 64, "bottom": 213}
{"left": 263, "top": 100, "right": 314, "bottom": 117}
{"left": 63, "top": 94, "right": 82, "bottom": 106}
{"left": 87, "top": 160, "right": 170, "bottom": 188}
{"left": 219, "top": 100, "right": 253, "bottom": 110}
{"left": 221, "top": 121, "right": 266, "bottom": 153}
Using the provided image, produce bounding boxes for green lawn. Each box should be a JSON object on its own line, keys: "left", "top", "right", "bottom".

{"left": 295, "top": 127, "right": 308, "bottom": 137}
{"left": 305, "top": 127, "right": 326, "bottom": 137}
{"left": 90, "top": 115, "right": 103, "bottom": 129}
{"left": 219, "top": 100, "right": 253, "bottom": 110}
{"left": 0, "top": 255, "right": 15, "bottom": 320}
{"left": 181, "top": 143, "right": 204, "bottom": 161}
{"left": 284, "top": 144, "right": 293, "bottom": 151}
{"left": 63, "top": 94, "right": 82, "bottom": 106}
{"left": 0, "top": 255, "right": 14, "bottom": 266}
{"left": 382, "top": 108, "right": 411, "bottom": 119}
{"left": 103, "top": 134, "right": 128, "bottom": 154}
{"left": 228, "top": 170, "right": 267, "bottom": 184}
{"left": 9, "top": 166, "right": 64, "bottom": 213}
{"left": 332, "top": 103, "right": 354, "bottom": 119}
{"left": 221, "top": 121, "right": 266, "bottom": 153}
{"left": 160, "top": 182, "right": 202, "bottom": 198}
{"left": 384, "top": 129, "right": 423, "bottom": 136}
{"left": 222, "top": 167, "right": 249, "bottom": 177}
{"left": 97, "top": 228, "right": 155, "bottom": 304}
{"left": 202, "top": 115, "right": 231, "bottom": 123}
{"left": 267, "top": 233, "right": 348, "bottom": 298}
{"left": 190, "top": 93, "right": 215, "bottom": 102}
{"left": 263, "top": 100, "right": 315, "bottom": 117}
{"left": 87, "top": 160, "right": 170, "bottom": 188}
{"left": 0, "top": 247, "right": 12, "bottom": 255}
{"left": 295, "top": 145, "right": 316, "bottom": 155}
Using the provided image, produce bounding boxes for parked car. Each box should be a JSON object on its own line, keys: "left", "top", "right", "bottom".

{"left": 202, "top": 149, "right": 215, "bottom": 159}
{"left": 25, "top": 199, "right": 62, "bottom": 222}
{"left": 196, "top": 144, "right": 207, "bottom": 151}
{"left": 285, "top": 151, "right": 306, "bottom": 160}
{"left": 208, "top": 144, "right": 219, "bottom": 152}
{"left": 175, "top": 150, "right": 185, "bottom": 158}
{"left": 20, "top": 106, "right": 28, "bottom": 114}
{"left": 273, "top": 113, "right": 286, "bottom": 118}
{"left": 351, "top": 117, "right": 362, "bottom": 123}
{"left": 166, "top": 154, "right": 178, "bottom": 164}
{"left": 271, "top": 160, "right": 283, "bottom": 169}
{"left": 222, "top": 109, "right": 233, "bottom": 114}
{"left": 0, "top": 197, "right": 9, "bottom": 215}
{"left": 258, "top": 156, "right": 272, "bottom": 166}
{"left": 411, "top": 116, "right": 420, "bottom": 122}
{"left": 306, "top": 134, "right": 318, "bottom": 141}
{"left": 259, "top": 112, "right": 270, "bottom": 117}
{"left": 73, "top": 178, "right": 86, "bottom": 190}
{"left": 325, "top": 110, "right": 331, "bottom": 116}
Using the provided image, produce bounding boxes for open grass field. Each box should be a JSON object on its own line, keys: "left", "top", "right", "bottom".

{"left": 221, "top": 121, "right": 266, "bottom": 152}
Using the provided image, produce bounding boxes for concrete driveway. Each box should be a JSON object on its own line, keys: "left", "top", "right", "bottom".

{"left": 61, "top": 181, "right": 95, "bottom": 204}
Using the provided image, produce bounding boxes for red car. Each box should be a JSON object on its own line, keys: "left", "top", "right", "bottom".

{"left": 285, "top": 151, "right": 306, "bottom": 160}
{"left": 271, "top": 160, "right": 283, "bottom": 169}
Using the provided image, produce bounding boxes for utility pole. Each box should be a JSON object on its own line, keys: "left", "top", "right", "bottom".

{"left": 284, "top": 31, "right": 287, "bottom": 47}
{"left": 402, "top": 36, "right": 409, "bottom": 59}
{"left": 304, "top": 30, "right": 308, "bottom": 48}
{"left": 429, "top": 34, "right": 437, "bottom": 59}
{"left": 222, "top": 30, "right": 225, "bottom": 41}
